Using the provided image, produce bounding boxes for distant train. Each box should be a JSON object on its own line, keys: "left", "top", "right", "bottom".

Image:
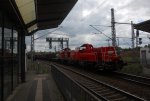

{"left": 57, "top": 43, "right": 126, "bottom": 71}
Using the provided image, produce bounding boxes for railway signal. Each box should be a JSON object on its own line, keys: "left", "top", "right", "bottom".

{"left": 135, "top": 30, "right": 139, "bottom": 47}
{"left": 46, "top": 37, "right": 69, "bottom": 50}
{"left": 139, "top": 38, "right": 142, "bottom": 44}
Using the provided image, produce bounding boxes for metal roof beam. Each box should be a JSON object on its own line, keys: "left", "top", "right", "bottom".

{"left": 26, "top": 20, "right": 37, "bottom": 28}
{"left": 27, "top": 28, "right": 38, "bottom": 36}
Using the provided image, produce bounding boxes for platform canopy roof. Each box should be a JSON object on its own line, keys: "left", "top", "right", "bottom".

{"left": 1, "top": 0, "right": 77, "bottom": 35}
{"left": 134, "top": 19, "right": 150, "bottom": 33}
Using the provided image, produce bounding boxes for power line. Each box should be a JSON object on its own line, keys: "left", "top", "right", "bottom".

{"left": 121, "top": 39, "right": 132, "bottom": 46}
{"left": 34, "top": 26, "right": 63, "bottom": 40}
{"left": 91, "top": 25, "right": 111, "bottom": 27}
{"left": 80, "top": 0, "right": 108, "bottom": 22}
{"left": 117, "top": 36, "right": 131, "bottom": 39}
{"left": 30, "top": 26, "right": 63, "bottom": 65}
{"left": 89, "top": 25, "right": 112, "bottom": 40}
{"left": 115, "top": 22, "right": 131, "bottom": 25}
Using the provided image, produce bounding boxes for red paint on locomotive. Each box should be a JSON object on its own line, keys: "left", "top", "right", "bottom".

{"left": 58, "top": 43, "right": 126, "bottom": 70}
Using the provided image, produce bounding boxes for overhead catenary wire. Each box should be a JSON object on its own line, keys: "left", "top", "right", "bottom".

{"left": 34, "top": 26, "right": 63, "bottom": 40}
{"left": 79, "top": 0, "right": 108, "bottom": 22}
{"left": 89, "top": 25, "right": 112, "bottom": 40}
{"left": 90, "top": 24, "right": 111, "bottom": 27}
{"left": 120, "top": 39, "right": 132, "bottom": 47}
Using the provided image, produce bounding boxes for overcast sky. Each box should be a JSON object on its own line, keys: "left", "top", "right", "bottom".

{"left": 26, "top": 0, "right": 150, "bottom": 52}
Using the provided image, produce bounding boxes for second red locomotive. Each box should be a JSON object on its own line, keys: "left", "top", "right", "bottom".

{"left": 58, "top": 43, "right": 126, "bottom": 71}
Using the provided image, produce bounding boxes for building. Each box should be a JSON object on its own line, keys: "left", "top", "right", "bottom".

{"left": 134, "top": 19, "right": 150, "bottom": 75}
{"left": 0, "top": 0, "right": 77, "bottom": 101}
{"left": 140, "top": 47, "right": 150, "bottom": 74}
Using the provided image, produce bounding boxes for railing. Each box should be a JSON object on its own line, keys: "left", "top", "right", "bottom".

{"left": 51, "top": 65, "right": 101, "bottom": 101}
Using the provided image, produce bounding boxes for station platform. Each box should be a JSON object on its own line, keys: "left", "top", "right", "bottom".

{"left": 6, "top": 64, "right": 65, "bottom": 101}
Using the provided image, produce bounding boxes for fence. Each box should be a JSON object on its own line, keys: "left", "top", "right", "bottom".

{"left": 51, "top": 65, "right": 101, "bottom": 101}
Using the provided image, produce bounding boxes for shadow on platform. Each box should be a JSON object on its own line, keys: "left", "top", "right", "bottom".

{"left": 6, "top": 61, "right": 65, "bottom": 101}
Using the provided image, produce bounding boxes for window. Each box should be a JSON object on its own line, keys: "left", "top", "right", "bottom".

{"left": 0, "top": 10, "right": 2, "bottom": 101}
{"left": 3, "top": 27, "right": 12, "bottom": 100}
{"left": 13, "top": 30, "right": 19, "bottom": 88}
{"left": 0, "top": 11, "right": 19, "bottom": 101}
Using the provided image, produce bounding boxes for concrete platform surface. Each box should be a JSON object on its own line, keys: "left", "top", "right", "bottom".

{"left": 6, "top": 70, "right": 65, "bottom": 101}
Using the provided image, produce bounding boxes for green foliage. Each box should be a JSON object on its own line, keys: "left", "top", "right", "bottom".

{"left": 119, "top": 49, "right": 142, "bottom": 75}
{"left": 35, "top": 61, "right": 50, "bottom": 74}
{"left": 123, "top": 57, "right": 133, "bottom": 62}
{"left": 27, "top": 59, "right": 50, "bottom": 74}
{"left": 121, "top": 64, "right": 142, "bottom": 75}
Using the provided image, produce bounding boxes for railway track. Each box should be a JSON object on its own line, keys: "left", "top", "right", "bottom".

{"left": 51, "top": 63, "right": 146, "bottom": 101}
{"left": 49, "top": 60, "right": 150, "bottom": 87}
{"left": 112, "top": 71, "right": 150, "bottom": 87}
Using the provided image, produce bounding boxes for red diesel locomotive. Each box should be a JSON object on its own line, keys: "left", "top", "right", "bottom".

{"left": 58, "top": 43, "right": 126, "bottom": 71}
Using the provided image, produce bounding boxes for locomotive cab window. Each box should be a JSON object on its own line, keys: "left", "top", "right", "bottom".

{"left": 80, "top": 46, "right": 86, "bottom": 50}
{"left": 79, "top": 46, "right": 86, "bottom": 52}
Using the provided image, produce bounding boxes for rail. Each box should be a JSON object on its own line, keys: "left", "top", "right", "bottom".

{"left": 113, "top": 71, "right": 150, "bottom": 87}
{"left": 53, "top": 63, "right": 146, "bottom": 101}
{"left": 51, "top": 64, "right": 101, "bottom": 101}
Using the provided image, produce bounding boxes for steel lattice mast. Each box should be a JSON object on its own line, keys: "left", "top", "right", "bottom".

{"left": 111, "top": 8, "right": 117, "bottom": 47}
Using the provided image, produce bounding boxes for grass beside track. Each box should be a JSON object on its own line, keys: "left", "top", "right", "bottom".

{"left": 27, "top": 59, "right": 50, "bottom": 74}
{"left": 121, "top": 64, "right": 143, "bottom": 75}
{"left": 121, "top": 54, "right": 143, "bottom": 75}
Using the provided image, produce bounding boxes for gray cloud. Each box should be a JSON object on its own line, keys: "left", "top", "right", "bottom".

{"left": 26, "top": 0, "right": 150, "bottom": 51}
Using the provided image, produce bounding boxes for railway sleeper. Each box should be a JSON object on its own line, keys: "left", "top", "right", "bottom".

{"left": 86, "top": 85, "right": 101, "bottom": 89}
{"left": 82, "top": 82, "right": 100, "bottom": 87}
{"left": 111, "top": 96, "right": 127, "bottom": 101}
{"left": 94, "top": 87, "right": 107, "bottom": 91}
{"left": 80, "top": 80, "right": 94, "bottom": 84}
{"left": 83, "top": 83, "right": 96, "bottom": 87}
{"left": 83, "top": 86, "right": 107, "bottom": 92}
{"left": 101, "top": 91, "right": 116, "bottom": 96}
{"left": 106, "top": 93, "right": 122, "bottom": 99}
{"left": 96, "top": 89, "right": 110, "bottom": 93}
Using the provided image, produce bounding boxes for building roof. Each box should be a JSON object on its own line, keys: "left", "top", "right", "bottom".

{"left": 1, "top": 0, "right": 77, "bottom": 36}
{"left": 134, "top": 19, "right": 150, "bottom": 33}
